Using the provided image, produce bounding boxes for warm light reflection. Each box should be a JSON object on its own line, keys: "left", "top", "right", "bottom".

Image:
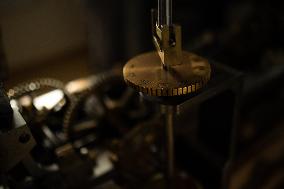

{"left": 33, "top": 89, "right": 64, "bottom": 111}
{"left": 65, "top": 77, "right": 95, "bottom": 94}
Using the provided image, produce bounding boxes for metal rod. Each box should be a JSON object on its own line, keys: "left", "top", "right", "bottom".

{"left": 165, "top": 105, "right": 175, "bottom": 188}
{"left": 158, "top": 0, "right": 172, "bottom": 26}
{"left": 166, "top": 0, "right": 172, "bottom": 26}
{"left": 158, "top": 0, "right": 162, "bottom": 26}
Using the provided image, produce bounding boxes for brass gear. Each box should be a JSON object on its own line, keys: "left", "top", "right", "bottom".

{"left": 123, "top": 51, "right": 211, "bottom": 97}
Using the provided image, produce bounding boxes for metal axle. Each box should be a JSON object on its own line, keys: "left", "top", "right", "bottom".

{"left": 164, "top": 105, "right": 175, "bottom": 188}
{"left": 158, "top": 0, "right": 172, "bottom": 26}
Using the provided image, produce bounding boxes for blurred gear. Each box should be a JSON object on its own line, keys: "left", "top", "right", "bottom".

{"left": 7, "top": 78, "right": 65, "bottom": 99}
{"left": 63, "top": 69, "right": 156, "bottom": 150}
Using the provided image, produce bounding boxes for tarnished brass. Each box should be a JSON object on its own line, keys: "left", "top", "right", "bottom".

{"left": 123, "top": 51, "right": 211, "bottom": 97}
{"left": 124, "top": 7, "right": 211, "bottom": 97}
{"left": 153, "top": 25, "right": 182, "bottom": 69}
{"left": 152, "top": 9, "right": 182, "bottom": 69}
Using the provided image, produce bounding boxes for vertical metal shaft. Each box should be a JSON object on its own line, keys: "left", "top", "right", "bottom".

{"left": 166, "top": 0, "right": 172, "bottom": 26}
{"left": 157, "top": 0, "right": 162, "bottom": 26}
{"left": 165, "top": 105, "right": 175, "bottom": 188}
{"left": 158, "top": 0, "right": 172, "bottom": 26}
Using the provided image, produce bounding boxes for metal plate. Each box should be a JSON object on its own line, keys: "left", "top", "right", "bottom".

{"left": 0, "top": 125, "right": 35, "bottom": 173}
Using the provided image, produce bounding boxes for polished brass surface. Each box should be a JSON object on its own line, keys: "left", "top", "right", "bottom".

{"left": 123, "top": 51, "right": 211, "bottom": 97}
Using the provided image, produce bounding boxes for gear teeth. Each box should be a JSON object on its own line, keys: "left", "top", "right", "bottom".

{"left": 123, "top": 51, "right": 211, "bottom": 98}
{"left": 8, "top": 78, "right": 66, "bottom": 99}
{"left": 125, "top": 78, "right": 209, "bottom": 97}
